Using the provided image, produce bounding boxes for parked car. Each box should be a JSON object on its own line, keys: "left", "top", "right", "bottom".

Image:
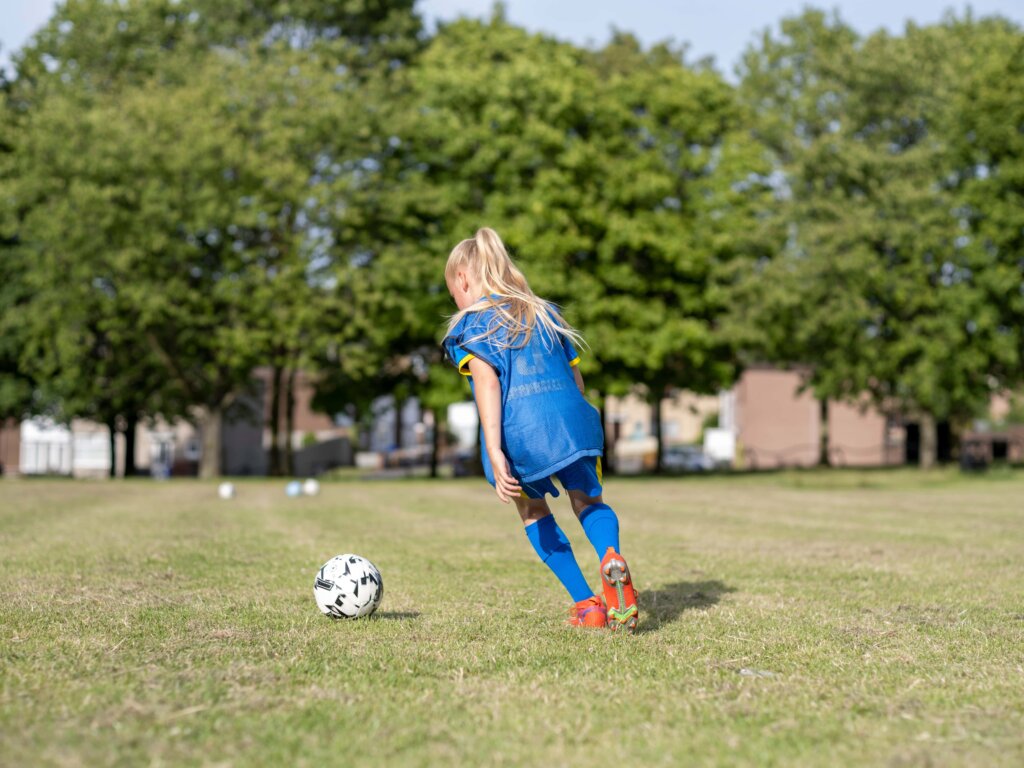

{"left": 663, "top": 444, "right": 714, "bottom": 472}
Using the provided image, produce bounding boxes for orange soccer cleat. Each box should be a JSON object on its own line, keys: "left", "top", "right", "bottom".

{"left": 600, "top": 547, "right": 639, "bottom": 632}
{"left": 567, "top": 595, "right": 608, "bottom": 628}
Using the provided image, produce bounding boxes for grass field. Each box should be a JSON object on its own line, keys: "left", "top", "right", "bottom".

{"left": 2, "top": 469, "right": 1023, "bottom": 767}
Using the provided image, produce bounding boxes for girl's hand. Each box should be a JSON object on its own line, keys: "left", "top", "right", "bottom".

{"left": 490, "top": 450, "right": 522, "bottom": 503}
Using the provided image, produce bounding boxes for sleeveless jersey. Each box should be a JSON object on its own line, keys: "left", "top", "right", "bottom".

{"left": 443, "top": 306, "right": 604, "bottom": 484}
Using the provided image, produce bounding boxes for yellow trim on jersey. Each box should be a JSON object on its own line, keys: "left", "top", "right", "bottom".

{"left": 569, "top": 356, "right": 581, "bottom": 367}
{"left": 457, "top": 353, "right": 476, "bottom": 376}
{"left": 596, "top": 457, "right": 603, "bottom": 484}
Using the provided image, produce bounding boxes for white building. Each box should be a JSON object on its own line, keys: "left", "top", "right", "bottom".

{"left": 18, "top": 418, "right": 110, "bottom": 477}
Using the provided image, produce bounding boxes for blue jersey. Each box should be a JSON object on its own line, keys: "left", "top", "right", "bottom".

{"left": 443, "top": 305, "right": 604, "bottom": 484}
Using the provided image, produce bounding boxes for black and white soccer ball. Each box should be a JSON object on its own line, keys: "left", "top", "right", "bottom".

{"left": 313, "top": 554, "right": 383, "bottom": 619}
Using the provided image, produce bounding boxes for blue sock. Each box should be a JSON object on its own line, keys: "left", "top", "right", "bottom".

{"left": 578, "top": 503, "right": 620, "bottom": 559}
{"left": 524, "top": 515, "right": 593, "bottom": 603}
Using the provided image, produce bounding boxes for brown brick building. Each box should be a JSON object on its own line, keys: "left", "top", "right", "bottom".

{"left": 734, "top": 367, "right": 898, "bottom": 469}
{"left": 603, "top": 367, "right": 923, "bottom": 471}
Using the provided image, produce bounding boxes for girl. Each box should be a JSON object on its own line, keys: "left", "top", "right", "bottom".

{"left": 442, "top": 227, "right": 639, "bottom": 631}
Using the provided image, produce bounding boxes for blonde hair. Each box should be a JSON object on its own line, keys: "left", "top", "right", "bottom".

{"left": 444, "top": 227, "right": 584, "bottom": 352}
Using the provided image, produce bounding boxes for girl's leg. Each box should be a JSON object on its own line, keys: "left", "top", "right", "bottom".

{"left": 568, "top": 490, "right": 638, "bottom": 632}
{"left": 515, "top": 496, "right": 594, "bottom": 603}
{"left": 514, "top": 495, "right": 554, "bottom": 525}
{"left": 567, "top": 490, "right": 620, "bottom": 559}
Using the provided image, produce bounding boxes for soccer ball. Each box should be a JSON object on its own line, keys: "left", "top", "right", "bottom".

{"left": 217, "top": 482, "right": 235, "bottom": 499}
{"left": 302, "top": 478, "right": 320, "bottom": 496}
{"left": 313, "top": 554, "right": 383, "bottom": 619}
{"left": 285, "top": 480, "right": 302, "bottom": 497}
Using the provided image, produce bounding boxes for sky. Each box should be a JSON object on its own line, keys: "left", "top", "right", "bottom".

{"left": 2, "top": 0, "right": 1023, "bottom": 77}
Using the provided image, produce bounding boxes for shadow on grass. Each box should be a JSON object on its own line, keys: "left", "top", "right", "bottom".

{"left": 370, "top": 611, "right": 421, "bottom": 621}
{"left": 639, "top": 580, "right": 734, "bottom": 633}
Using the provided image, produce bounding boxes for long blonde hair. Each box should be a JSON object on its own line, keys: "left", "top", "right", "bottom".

{"left": 444, "top": 227, "right": 584, "bottom": 352}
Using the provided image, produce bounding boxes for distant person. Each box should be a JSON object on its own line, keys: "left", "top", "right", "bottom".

{"left": 442, "top": 227, "right": 639, "bottom": 631}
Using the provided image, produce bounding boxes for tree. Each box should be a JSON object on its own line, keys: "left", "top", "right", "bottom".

{"left": 5, "top": 0, "right": 424, "bottom": 476}
{"left": 11, "top": 0, "right": 421, "bottom": 94}
{"left": 574, "top": 33, "right": 777, "bottom": 472}
{"left": 952, "top": 21, "right": 1024, "bottom": 402}
{"left": 323, "top": 16, "right": 774, "bottom": 472}
{"left": 6, "top": 48, "right": 351, "bottom": 476}
{"left": 0, "top": 82, "right": 38, "bottom": 423}
{"left": 0, "top": 246, "right": 39, "bottom": 423}
{"left": 15, "top": 256, "right": 172, "bottom": 477}
{"left": 734, "top": 10, "right": 1017, "bottom": 467}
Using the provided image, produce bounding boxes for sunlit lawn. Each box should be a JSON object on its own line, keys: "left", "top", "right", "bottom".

{"left": 1, "top": 468, "right": 1022, "bottom": 766}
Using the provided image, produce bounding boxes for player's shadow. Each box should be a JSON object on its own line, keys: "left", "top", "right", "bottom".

{"left": 371, "top": 611, "right": 421, "bottom": 621}
{"left": 639, "top": 579, "right": 734, "bottom": 632}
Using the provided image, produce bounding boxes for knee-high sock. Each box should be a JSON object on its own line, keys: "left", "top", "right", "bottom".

{"left": 524, "top": 514, "right": 593, "bottom": 603}
{"left": 577, "top": 503, "right": 620, "bottom": 559}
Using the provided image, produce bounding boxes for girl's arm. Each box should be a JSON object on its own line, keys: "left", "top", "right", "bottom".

{"left": 573, "top": 366, "right": 585, "bottom": 394}
{"left": 467, "top": 357, "right": 522, "bottom": 503}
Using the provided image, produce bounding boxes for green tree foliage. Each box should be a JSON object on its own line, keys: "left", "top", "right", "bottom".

{"left": 952, "top": 21, "right": 1024, "bottom": 398}
{"left": 186, "top": 0, "right": 422, "bottom": 64}
{"left": 6, "top": 50, "right": 347, "bottom": 476}
{"left": 11, "top": 0, "right": 421, "bottom": 96}
{"left": 0, "top": 80, "right": 38, "bottom": 422}
{"left": 4, "top": 0, "right": 423, "bottom": 476}
{"left": 0, "top": 245, "right": 38, "bottom": 422}
{"left": 579, "top": 34, "right": 776, "bottom": 470}
{"left": 325, "top": 16, "right": 774, "bottom": 472}
{"left": 735, "top": 10, "right": 1021, "bottom": 466}
{"left": 3, "top": 40, "right": 178, "bottom": 471}
{"left": 4, "top": 1, "right": 1022, "bottom": 482}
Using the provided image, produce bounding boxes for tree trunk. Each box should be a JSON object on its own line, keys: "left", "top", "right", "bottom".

{"left": 652, "top": 394, "right": 664, "bottom": 475}
{"left": 600, "top": 402, "right": 614, "bottom": 476}
{"left": 919, "top": 412, "right": 937, "bottom": 469}
{"left": 197, "top": 404, "right": 223, "bottom": 479}
{"left": 124, "top": 413, "right": 137, "bottom": 477}
{"left": 429, "top": 408, "right": 440, "bottom": 479}
{"left": 393, "top": 395, "right": 404, "bottom": 452}
{"left": 268, "top": 364, "right": 284, "bottom": 476}
{"left": 284, "top": 367, "right": 297, "bottom": 477}
{"left": 107, "top": 417, "right": 118, "bottom": 478}
{"left": 819, "top": 398, "right": 831, "bottom": 467}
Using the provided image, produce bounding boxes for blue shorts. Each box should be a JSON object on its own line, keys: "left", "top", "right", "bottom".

{"left": 519, "top": 456, "right": 603, "bottom": 500}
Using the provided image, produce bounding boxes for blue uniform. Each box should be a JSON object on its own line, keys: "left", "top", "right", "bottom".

{"left": 443, "top": 304, "right": 604, "bottom": 497}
